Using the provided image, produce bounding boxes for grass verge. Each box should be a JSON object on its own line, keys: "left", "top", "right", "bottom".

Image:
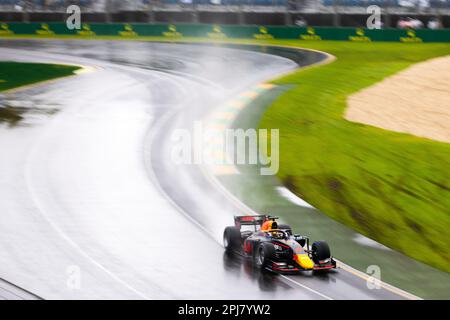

{"left": 219, "top": 86, "right": 450, "bottom": 299}
{"left": 0, "top": 61, "right": 79, "bottom": 124}
{"left": 258, "top": 41, "right": 450, "bottom": 273}
{"left": 0, "top": 61, "right": 79, "bottom": 92}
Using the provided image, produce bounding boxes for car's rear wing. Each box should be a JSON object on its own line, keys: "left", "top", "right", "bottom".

{"left": 234, "top": 215, "right": 278, "bottom": 230}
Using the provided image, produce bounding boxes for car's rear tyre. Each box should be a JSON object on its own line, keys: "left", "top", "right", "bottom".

{"left": 254, "top": 243, "right": 275, "bottom": 269}
{"left": 223, "top": 226, "right": 241, "bottom": 253}
{"left": 278, "top": 224, "right": 292, "bottom": 235}
{"left": 312, "top": 241, "right": 331, "bottom": 264}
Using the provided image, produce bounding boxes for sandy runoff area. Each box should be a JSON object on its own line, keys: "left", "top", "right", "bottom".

{"left": 346, "top": 55, "right": 450, "bottom": 143}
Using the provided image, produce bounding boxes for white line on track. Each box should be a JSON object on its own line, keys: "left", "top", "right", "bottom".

{"left": 23, "top": 62, "right": 151, "bottom": 300}
{"left": 280, "top": 275, "right": 334, "bottom": 300}
{"left": 336, "top": 260, "right": 421, "bottom": 300}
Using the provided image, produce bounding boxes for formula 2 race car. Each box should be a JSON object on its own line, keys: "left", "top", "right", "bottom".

{"left": 223, "top": 215, "right": 337, "bottom": 273}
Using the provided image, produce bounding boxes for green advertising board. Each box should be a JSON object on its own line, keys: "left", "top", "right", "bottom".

{"left": 0, "top": 22, "right": 449, "bottom": 42}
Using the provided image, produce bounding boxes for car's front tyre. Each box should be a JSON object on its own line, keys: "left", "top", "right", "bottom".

{"left": 311, "top": 240, "right": 331, "bottom": 264}
{"left": 254, "top": 243, "right": 275, "bottom": 269}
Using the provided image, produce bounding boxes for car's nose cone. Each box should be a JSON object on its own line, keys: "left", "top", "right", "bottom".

{"left": 295, "top": 254, "right": 314, "bottom": 269}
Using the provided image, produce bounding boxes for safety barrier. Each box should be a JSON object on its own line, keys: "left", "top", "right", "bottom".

{"left": 1, "top": 22, "right": 449, "bottom": 42}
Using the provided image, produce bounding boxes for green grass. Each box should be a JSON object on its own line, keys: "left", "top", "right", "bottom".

{"left": 258, "top": 41, "right": 450, "bottom": 273}
{"left": 0, "top": 61, "right": 79, "bottom": 92}
{"left": 0, "top": 62, "right": 79, "bottom": 125}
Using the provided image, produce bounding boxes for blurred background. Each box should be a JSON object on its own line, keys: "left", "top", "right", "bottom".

{"left": 0, "top": 0, "right": 449, "bottom": 28}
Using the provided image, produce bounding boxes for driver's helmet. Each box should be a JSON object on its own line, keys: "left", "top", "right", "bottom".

{"left": 269, "top": 230, "right": 285, "bottom": 239}
{"left": 261, "top": 220, "right": 278, "bottom": 231}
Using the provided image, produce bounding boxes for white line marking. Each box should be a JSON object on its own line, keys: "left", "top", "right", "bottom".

{"left": 25, "top": 122, "right": 151, "bottom": 300}
{"left": 22, "top": 62, "right": 150, "bottom": 300}
{"left": 336, "top": 260, "right": 422, "bottom": 300}
{"left": 352, "top": 234, "right": 392, "bottom": 251}
{"left": 280, "top": 275, "right": 334, "bottom": 300}
{"left": 276, "top": 186, "right": 315, "bottom": 209}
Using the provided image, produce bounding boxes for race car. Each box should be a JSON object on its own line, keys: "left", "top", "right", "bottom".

{"left": 223, "top": 215, "right": 336, "bottom": 273}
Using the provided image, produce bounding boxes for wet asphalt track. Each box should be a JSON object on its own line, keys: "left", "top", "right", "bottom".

{"left": 0, "top": 39, "right": 408, "bottom": 299}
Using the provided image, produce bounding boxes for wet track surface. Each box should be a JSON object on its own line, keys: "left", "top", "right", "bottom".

{"left": 0, "top": 277, "right": 41, "bottom": 300}
{"left": 0, "top": 39, "right": 406, "bottom": 299}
